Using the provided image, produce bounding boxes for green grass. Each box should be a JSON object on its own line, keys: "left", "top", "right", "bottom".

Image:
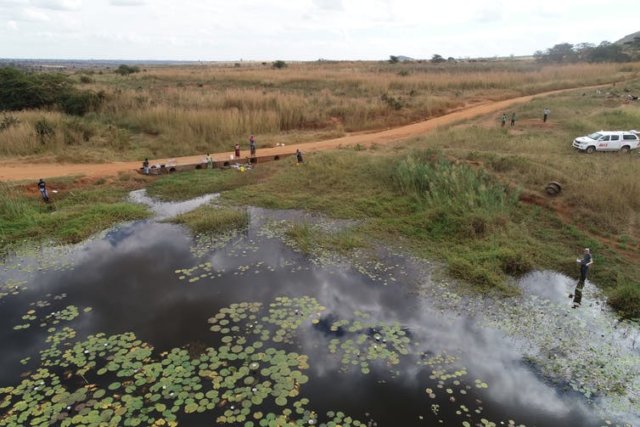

{"left": 146, "top": 169, "right": 268, "bottom": 201}
{"left": 168, "top": 205, "right": 248, "bottom": 235}
{"left": 0, "top": 180, "right": 149, "bottom": 250}
{"left": 285, "top": 222, "right": 367, "bottom": 255}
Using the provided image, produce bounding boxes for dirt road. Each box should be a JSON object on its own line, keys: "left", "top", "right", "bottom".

{"left": 0, "top": 86, "right": 588, "bottom": 182}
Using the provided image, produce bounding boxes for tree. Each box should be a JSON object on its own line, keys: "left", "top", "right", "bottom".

{"left": 431, "top": 54, "right": 446, "bottom": 64}
{"left": 272, "top": 60, "right": 288, "bottom": 69}
{"left": 587, "top": 41, "right": 630, "bottom": 63}
{"left": 545, "top": 43, "right": 577, "bottom": 63}
{"left": 388, "top": 55, "right": 399, "bottom": 64}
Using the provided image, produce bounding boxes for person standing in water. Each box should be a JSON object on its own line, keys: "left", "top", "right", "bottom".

{"left": 571, "top": 248, "right": 593, "bottom": 308}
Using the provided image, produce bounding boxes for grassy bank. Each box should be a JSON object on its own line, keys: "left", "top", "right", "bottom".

{"left": 0, "top": 175, "right": 150, "bottom": 251}
{"left": 140, "top": 77, "right": 640, "bottom": 317}
{"left": 168, "top": 206, "right": 248, "bottom": 235}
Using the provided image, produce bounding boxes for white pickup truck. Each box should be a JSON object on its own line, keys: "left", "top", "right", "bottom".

{"left": 572, "top": 130, "right": 640, "bottom": 153}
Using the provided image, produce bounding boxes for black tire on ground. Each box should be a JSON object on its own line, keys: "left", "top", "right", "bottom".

{"left": 621, "top": 145, "right": 630, "bottom": 153}
{"left": 586, "top": 146, "right": 596, "bottom": 154}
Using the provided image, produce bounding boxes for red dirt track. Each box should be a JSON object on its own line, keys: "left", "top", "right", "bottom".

{"left": 0, "top": 85, "right": 599, "bottom": 182}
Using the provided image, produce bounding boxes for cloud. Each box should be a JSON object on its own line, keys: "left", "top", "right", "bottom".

{"left": 7, "top": 19, "right": 17, "bottom": 29}
{"left": 312, "top": 0, "right": 343, "bottom": 10}
{"left": 109, "top": 0, "right": 146, "bottom": 5}
{"left": 31, "top": 0, "right": 82, "bottom": 10}
{"left": 21, "top": 7, "right": 50, "bottom": 21}
{"left": 474, "top": 3, "right": 504, "bottom": 23}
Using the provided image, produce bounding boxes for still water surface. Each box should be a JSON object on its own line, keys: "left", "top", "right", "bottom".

{"left": 0, "top": 198, "right": 632, "bottom": 426}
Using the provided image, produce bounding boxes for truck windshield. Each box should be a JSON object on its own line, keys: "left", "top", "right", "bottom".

{"left": 587, "top": 132, "right": 603, "bottom": 140}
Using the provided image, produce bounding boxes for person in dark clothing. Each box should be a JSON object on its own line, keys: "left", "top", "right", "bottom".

{"left": 543, "top": 108, "right": 550, "bottom": 123}
{"left": 296, "top": 149, "right": 304, "bottom": 164}
{"left": 142, "top": 158, "right": 149, "bottom": 175}
{"left": 501, "top": 113, "right": 507, "bottom": 127}
{"left": 249, "top": 135, "right": 256, "bottom": 157}
{"left": 38, "top": 179, "right": 49, "bottom": 202}
{"left": 234, "top": 144, "right": 241, "bottom": 159}
{"left": 510, "top": 112, "right": 516, "bottom": 127}
{"left": 572, "top": 248, "right": 593, "bottom": 308}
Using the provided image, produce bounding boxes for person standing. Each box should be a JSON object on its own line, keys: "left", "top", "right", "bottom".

{"left": 234, "top": 143, "right": 241, "bottom": 159}
{"left": 296, "top": 149, "right": 304, "bottom": 164}
{"left": 501, "top": 113, "right": 507, "bottom": 127}
{"left": 142, "top": 158, "right": 150, "bottom": 175}
{"left": 205, "top": 154, "right": 213, "bottom": 169}
{"left": 572, "top": 248, "right": 593, "bottom": 308}
{"left": 37, "top": 179, "right": 49, "bottom": 202}
{"left": 510, "top": 112, "right": 516, "bottom": 127}
{"left": 543, "top": 108, "right": 550, "bottom": 123}
{"left": 249, "top": 135, "right": 256, "bottom": 157}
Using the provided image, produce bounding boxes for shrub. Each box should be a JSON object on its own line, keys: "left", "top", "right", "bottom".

{"left": 115, "top": 64, "right": 141, "bottom": 76}
{"left": 0, "top": 67, "right": 102, "bottom": 115}
{"left": 60, "top": 90, "right": 103, "bottom": 116}
{"left": 272, "top": 60, "right": 288, "bottom": 69}
{"left": 0, "top": 114, "right": 19, "bottom": 131}
{"left": 35, "top": 118, "right": 55, "bottom": 145}
{"left": 0, "top": 67, "right": 70, "bottom": 110}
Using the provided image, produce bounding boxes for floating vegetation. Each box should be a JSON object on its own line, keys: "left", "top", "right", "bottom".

{"left": 1, "top": 300, "right": 371, "bottom": 427}
{"left": 326, "top": 315, "right": 411, "bottom": 374}
{"left": 0, "top": 279, "right": 26, "bottom": 301}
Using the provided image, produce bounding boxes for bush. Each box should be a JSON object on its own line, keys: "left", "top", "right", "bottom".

{"left": 0, "top": 114, "right": 19, "bottom": 131}
{"left": 0, "top": 67, "right": 102, "bottom": 115}
{"left": 0, "top": 67, "right": 70, "bottom": 110}
{"left": 61, "top": 90, "right": 103, "bottom": 116}
{"left": 272, "top": 60, "right": 288, "bottom": 69}
{"left": 35, "top": 118, "right": 55, "bottom": 145}
{"left": 115, "top": 64, "right": 140, "bottom": 76}
{"left": 608, "top": 280, "right": 640, "bottom": 319}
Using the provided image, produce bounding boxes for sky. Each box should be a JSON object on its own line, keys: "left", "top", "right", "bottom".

{"left": 0, "top": 0, "right": 637, "bottom": 61}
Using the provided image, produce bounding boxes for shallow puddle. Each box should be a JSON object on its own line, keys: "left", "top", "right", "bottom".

{"left": 0, "top": 198, "right": 636, "bottom": 426}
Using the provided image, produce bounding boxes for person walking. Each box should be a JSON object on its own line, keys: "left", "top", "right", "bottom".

{"left": 234, "top": 143, "right": 241, "bottom": 159}
{"left": 501, "top": 113, "right": 507, "bottom": 127}
{"left": 249, "top": 135, "right": 256, "bottom": 157}
{"left": 37, "top": 179, "right": 49, "bottom": 203}
{"left": 296, "top": 149, "right": 304, "bottom": 164}
{"left": 510, "top": 112, "right": 516, "bottom": 127}
{"left": 543, "top": 108, "right": 550, "bottom": 123}
{"left": 142, "top": 158, "right": 150, "bottom": 175}
{"left": 571, "top": 248, "right": 593, "bottom": 308}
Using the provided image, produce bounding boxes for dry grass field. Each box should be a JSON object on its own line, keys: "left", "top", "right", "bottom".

{"left": 1, "top": 61, "right": 638, "bottom": 162}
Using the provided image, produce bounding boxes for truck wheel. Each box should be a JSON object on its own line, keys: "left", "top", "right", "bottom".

{"left": 586, "top": 146, "right": 596, "bottom": 154}
{"left": 621, "top": 145, "right": 630, "bottom": 153}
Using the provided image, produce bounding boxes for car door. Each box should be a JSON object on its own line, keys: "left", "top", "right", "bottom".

{"left": 608, "top": 134, "right": 621, "bottom": 151}
{"left": 597, "top": 135, "right": 610, "bottom": 150}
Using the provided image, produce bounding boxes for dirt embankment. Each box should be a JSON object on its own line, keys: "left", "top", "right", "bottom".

{"left": 0, "top": 85, "right": 603, "bottom": 182}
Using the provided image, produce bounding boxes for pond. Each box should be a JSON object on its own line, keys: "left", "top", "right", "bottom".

{"left": 0, "top": 193, "right": 637, "bottom": 427}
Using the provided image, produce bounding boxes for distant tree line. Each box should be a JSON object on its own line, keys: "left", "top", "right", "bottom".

{"left": 534, "top": 40, "right": 637, "bottom": 63}
{"left": 0, "top": 67, "right": 104, "bottom": 116}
